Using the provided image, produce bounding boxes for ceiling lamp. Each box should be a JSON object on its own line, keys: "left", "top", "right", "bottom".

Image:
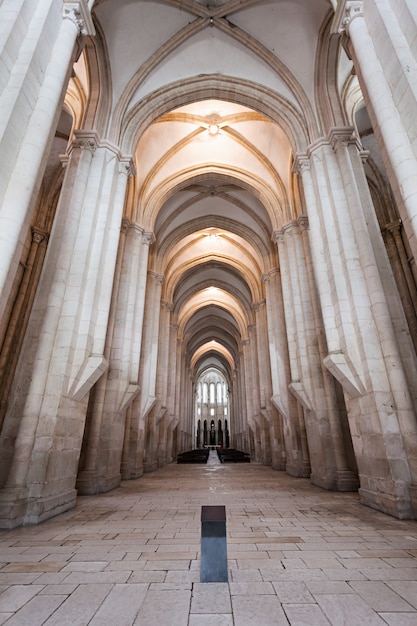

{"left": 208, "top": 123, "right": 219, "bottom": 136}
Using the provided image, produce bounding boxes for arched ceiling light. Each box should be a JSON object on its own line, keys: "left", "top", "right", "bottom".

{"left": 208, "top": 123, "right": 219, "bottom": 136}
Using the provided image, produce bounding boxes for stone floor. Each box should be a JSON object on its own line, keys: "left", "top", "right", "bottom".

{"left": 1, "top": 452, "right": 417, "bottom": 625}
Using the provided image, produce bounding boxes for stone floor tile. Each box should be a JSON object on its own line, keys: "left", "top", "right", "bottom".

{"left": 1, "top": 594, "right": 65, "bottom": 626}
{"left": 60, "top": 560, "right": 107, "bottom": 572}
{"left": 316, "top": 593, "right": 388, "bottom": 625}
{"left": 28, "top": 572, "right": 69, "bottom": 585}
{"left": 228, "top": 550, "right": 269, "bottom": 559}
{"left": 361, "top": 568, "right": 417, "bottom": 581}
{"left": 129, "top": 570, "right": 167, "bottom": 583}
{"left": 63, "top": 570, "right": 130, "bottom": 584}
{"left": 38, "top": 584, "right": 78, "bottom": 595}
{"left": 338, "top": 557, "right": 388, "bottom": 568}
{"left": 386, "top": 581, "right": 417, "bottom": 609}
{"left": 150, "top": 582, "right": 192, "bottom": 590}
{"left": 229, "top": 581, "right": 274, "bottom": 595}
{"left": 306, "top": 580, "right": 354, "bottom": 594}
{"left": 133, "top": 589, "right": 191, "bottom": 625}
{"left": 43, "top": 583, "right": 113, "bottom": 625}
{"left": 188, "top": 614, "right": 233, "bottom": 625}
{"left": 0, "top": 614, "right": 13, "bottom": 625}
{"left": 143, "top": 559, "right": 191, "bottom": 570}
{"left": 281, "top": 558, "right": 307, "bottom": 569}
{"left": 89, "top": 583, "right": 148, "bottom": 626}
{"left": 165, "top": 570, "right": 199, "bottom": 583}
{"left": 230, "top": 569, "right": 262, "bottom": 582}
{"left": 0, "top": 562, "right": 66, "bottom": 573}
{"left": 272, "top": 581, "right": 315, "bottom": 603}
{"left": 283, "top": 603, "right": 331, "bottom": 625}
{"left": 0, "top": 585, "right": 44, "bottom": 612}
{"left": 232, "top": 594, "right": 289, "bottom": 626}
{"left": 349, "top": 580, "right": 415, "bottom": 612}
{"left": 378, "top": 613, "right": 417, "bottom": 625}
{"left": 191, "top": 582, "right": 231, "bottom": 613}
{"left": 383, "top": 558, "right": 417, "bottom": 568}
{"left": 0, "top": 458, "right": 416, "bottom": 624}
{"left": 141, "top": 551, "right": 197, "bottom": 560}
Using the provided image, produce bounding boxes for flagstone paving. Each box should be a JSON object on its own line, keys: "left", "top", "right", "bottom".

{"left": 1, "top": 452, "right": 417, "bottom": 625}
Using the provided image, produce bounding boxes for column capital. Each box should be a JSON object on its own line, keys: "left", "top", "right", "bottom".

{"left": 272, "top": 230, "right": 285, "bottom": 245}
{"left": 121, "top": 218, "right": 131, "bottom": 234}
{"left": 143, "top": 230, "right": 156, "bottom": 246}
{"left": 148, "top": 270, "right": 165, "bottom": 285}
{"left": 306, "top": 127, "right": 362, "bottom": 156}
{"left": 32, "top": 227, "right": 48, "bottom": 245}
{"left": 70, "top": 132, "right": 134, "bottom": 171}
{"left": 261, "top": 268, "right": 279, "bottom": 283}
{"left": 292, "top": 153, "right": 310, "bottom": 175}
{"left": 73, "top": 130, "right": 100, "bottom": 154}
{"left": 119, "top": 158, "right": 136, "bottom": 178}
{"left": 298, "top": 215, "right": 309, "bottom": 232}
{"left": 282, "top": 220, "right": 300, "bottom": 236}
{"left": 161, "top": 300, "right": 174, "bottom": 311}
{"left": 328, "top": 126, "right": 357, "bottom": 150}
{"left": 384, "top": 218, "right": 402, "bottom": 234}
{"left": 252, "top": 299, "right": 266, "bottom": 312}
{"left": 332, "top": 0, "right": 364, "bottom": 36}
{"left": 63, "top": 1, "right": 95, "bottom": 37}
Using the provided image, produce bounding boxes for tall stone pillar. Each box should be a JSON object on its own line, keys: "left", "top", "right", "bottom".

{"left": 333, "top": 0, "right": 417, "bottom": 265}
{"left": 152, "top": 300, "right": 172, "bottom": 462}
{"left": 253, "top": 303, "right": 269, "bottom": 464}
{"left": 136, "top": 271, "right": 164, "bottom": 470}
{"left": 0, "top": 132, "right": 133, "bottom": 528}
{"left": 77, "top": 223, "right": 154, "bottom": 493}
{"left": 275, "top": 221, "right": 356, "bottom": 489}
{"left": 165, "top": 323, "right": 180, "bottom": 461}
{"left": 262, "top": 269, "right": 307, "bottom": 474}
{"left": 295, "top": 127, "right": 417, "bottom": 518}
{"left": 0, "top": 1, "right": 94, "bottom": 324}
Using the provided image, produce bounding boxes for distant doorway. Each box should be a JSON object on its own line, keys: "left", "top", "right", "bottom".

{"left": 195, "top": 369, "right": 230, "bottom": 448}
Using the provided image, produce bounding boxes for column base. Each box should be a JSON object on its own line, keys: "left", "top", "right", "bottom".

{"left": 0, "top": 487, "right": 29, "bottom": 529}
{"left": 144, "top": 462, "right": 158, "bottom": 473}
{"left": 286, "top": 461, "right": 311, "bottom": 478}
{"left": 409, "top": 484, "right": 417, "bottom": 520}
{"left": 120, "top": 465, "right": 144, "bottom": 480}
{"left": 271, "top": 461, "right": 287, "bottom": 471}
{"left": 77, "top": 471, "right": 121, "bottom": 494}
{"left": 97, "top": 474, "right": 121, "bottom": 493}
{"left": 359, "top": 487, "right": 413, "bottom": 519}
{"left": 24, "top": 488, "right": 77, "bottom": 525}
{"left": 335, "top": 469, "right": 359, "bottom": 492}
{"left": 76, "top": 470, "right": 98, "bottom": 495}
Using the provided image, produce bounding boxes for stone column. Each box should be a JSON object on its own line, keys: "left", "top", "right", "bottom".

{"left": 383, "top": 220, "right": 417, "bottom": 349}
{"left": 333, "top": 0, "right": 417, "bottom": 265}
{"left": 275, "top": 222, "right": 343, "bottom": 488}
{"left": 153, "top": 300, "right": 172, "bottom": 461}
{"left": 0, "top": 228, "right": 48, "bottom": 431}
{"left": 0, "top": 1, "right": 94, "bottom": 324}
{"left": 137, "top": 271, "right": 164, "bottom": 468}
{"left": 77, "top": 223, "right": 154, "bottom": 494}
{"left": 0, "top": 132, "right": 133, "bottom": 528}
{"left": 262, "top": 270, "right": 293, "bottom": 471}
{"left": 295, "top": 127, "right": 417, "bottom": 517}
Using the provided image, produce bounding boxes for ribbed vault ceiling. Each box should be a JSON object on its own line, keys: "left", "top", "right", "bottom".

{"left": 82, "top": 0, "right": 334, "bottom": 386}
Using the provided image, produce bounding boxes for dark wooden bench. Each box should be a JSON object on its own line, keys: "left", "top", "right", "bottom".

{"left": 217, "top": 448, "right": 250, "bottom": 463}
{"left": 177, "top": 449, "right": 210, "bottom": 463}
